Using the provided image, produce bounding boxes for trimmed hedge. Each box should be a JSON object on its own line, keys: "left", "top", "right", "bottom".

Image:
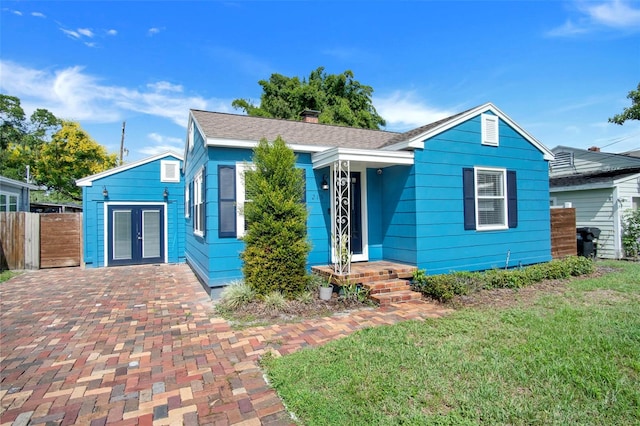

{"left": 412, "top": 256, "right": 595, "bottom": 302}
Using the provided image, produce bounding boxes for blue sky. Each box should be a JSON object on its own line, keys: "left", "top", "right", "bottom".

{"left": 1, "top": 1, "right": 639, "bottom": 162}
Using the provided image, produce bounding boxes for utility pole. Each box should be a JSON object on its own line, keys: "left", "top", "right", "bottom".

{"left": 119, "top": 121, "right": 126, "bottom": 165}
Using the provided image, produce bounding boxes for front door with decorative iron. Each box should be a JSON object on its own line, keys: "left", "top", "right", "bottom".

{"left": 107, "top": 204, "right": 165, "bottom": 266}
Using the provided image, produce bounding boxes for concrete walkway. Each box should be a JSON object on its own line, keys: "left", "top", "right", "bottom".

{"left": 0, "top": 264, "right": 452, "bottom": 425}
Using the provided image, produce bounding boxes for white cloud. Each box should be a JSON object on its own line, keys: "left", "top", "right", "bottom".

{"left": 585, "top": 0, "right": 640, "bottom": 28}
{"left": 140, "top": 133, "right": 184, "bottom": 156}
{"left": 148, "top": 27, "right": 163, "bottom": 36}
{"left": 32, "top": 12, "right": 46, "bottom": 18}
{"left": 60, "top": 28, "right": 81, "bottom": 39}
{"left": 78, "top": 28, "right": 94, "bottom": 38}
{"left": 0, "top": 60, "right": 227, "bottom": 126}
{"left": 547, "top": 0, "right": 640, "bottom": 36}
{"left": 374, "top": 91, "right": 455, "bottom": 131}
{"left": 107, "top": 29, "right": 117, "bottom": 36}
{"left": 147, "top": 81, "right": 183, "bottom": 93}
{"left": 12, "top": 10, "right": 22, "bottom": 16}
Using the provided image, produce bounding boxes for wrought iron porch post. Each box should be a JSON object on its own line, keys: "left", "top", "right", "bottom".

{"left": 333, "top": 160, "right": 351, "bottom": 275}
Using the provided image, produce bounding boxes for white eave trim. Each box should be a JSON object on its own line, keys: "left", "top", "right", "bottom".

{"left": 382, "top": 102, "right": 555, "bottom": 161}
{"left": 76, "top": 151, "right": 183, "bottom": 187}
{"left": 311, "top": 147, "right": 414, "bottom": 170}
{"left": 206, "top": 137, "right": 331, "bottom": 153}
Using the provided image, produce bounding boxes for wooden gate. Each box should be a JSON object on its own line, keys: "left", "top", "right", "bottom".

{"left": 40, "top": 213, "right": 82, "bottom": 268}
{"left": 0, "top": 212, "right": 40, "bottom": 270}
{"left": 551, "top": 207, "right": 577, "bottom": 259}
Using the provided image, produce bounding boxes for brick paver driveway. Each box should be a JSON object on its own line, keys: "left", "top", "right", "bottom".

{"left": 1, "top": 264, "right": 451, "bottom": 425}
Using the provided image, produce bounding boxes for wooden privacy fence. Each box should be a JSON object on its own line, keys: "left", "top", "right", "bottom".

{"left": 0, "top": 212, "right": 82, "bottom": 270}
{"left": 551, "top": 207, "right": 577, "bottom": 259}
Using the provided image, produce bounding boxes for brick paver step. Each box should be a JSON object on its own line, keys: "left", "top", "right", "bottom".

{"left": 370, "top": 290, "right": 423, "bottom": 306}
{"left": 363, "top": 279, "right": 412, "bottom": 295}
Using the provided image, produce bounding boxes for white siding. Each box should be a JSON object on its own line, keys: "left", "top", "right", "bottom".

{"left": 550, "top": 148, "right": 640, "bottom": 177}
{"left": 550, "top": 188, "right": 617, "bottom": 259}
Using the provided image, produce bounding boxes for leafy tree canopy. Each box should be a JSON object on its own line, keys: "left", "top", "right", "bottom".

{"left": 232, "top": 67, "right": 386, "bottom": 129}
{"left": 0, "top": 94, "right": 117, "bottom": 201}
{"left": 609, "top": 82, "right": 640, "bottom": 125}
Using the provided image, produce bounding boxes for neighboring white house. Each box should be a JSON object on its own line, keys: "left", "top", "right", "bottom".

{"left": 0, "top": 175, "right": 39, "bottom": 212}
{"left": 549, "top": 146, "right": 640, "bottom": 259}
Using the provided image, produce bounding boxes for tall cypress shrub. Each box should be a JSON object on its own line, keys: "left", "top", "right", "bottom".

{"left": 241, "top": 136, "right": 310, "bottom": 297}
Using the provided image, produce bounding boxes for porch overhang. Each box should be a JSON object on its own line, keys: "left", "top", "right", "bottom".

{"left": 311, "top": 147, "right": 414, "bottom": 170}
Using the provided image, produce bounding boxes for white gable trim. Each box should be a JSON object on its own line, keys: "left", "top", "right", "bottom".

{"left": 206, "top": 137, "right": 331, "bottom": 153}
{"left": 382, "top": 103, "right": 554, "bottom": 161}
{"left": 312, "top": 147, "right": 414, "bottom": 170}
{"left": 76, "top": 152, "right": 183, "bottom": 187}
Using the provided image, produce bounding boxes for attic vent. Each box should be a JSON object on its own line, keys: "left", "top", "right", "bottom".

{"left": 551, "top": 152, "right": 574, "bottom": 169}
{"left": 481, "top": 114, "right": 499, "bottom": 146}
{"left": 161, "top": 160, "right": 180, "bottom": 183}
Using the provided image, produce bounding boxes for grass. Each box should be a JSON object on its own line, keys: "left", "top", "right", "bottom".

{"left": 262, "top": 261, "right": 640, "bottom": 425}
{"left": 0, "top": 270, "right": 21, "bottom": 283}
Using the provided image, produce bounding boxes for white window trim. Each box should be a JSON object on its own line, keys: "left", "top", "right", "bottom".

{"left": 161, "top": 160, "right": 180, "bottom": 182}
{"left": 0, "top": 191, "right": 19, "bottom": 212}
{"left": 188, "top": 121, "right": 195, "bottom": 151}
{"left": 185, "top": 183, "right": 190, "bottom": 218}
{"left": 474, "top": 166, "right": 508, "bottom": 231}
{"left": 481, "top": 113, "right": 499, "bottom": 146}
{"left": 193, "top": 169, "right": 204, "bottom": 236}
{"left": 236, "top": 162, "right": 255, "bottom": 238}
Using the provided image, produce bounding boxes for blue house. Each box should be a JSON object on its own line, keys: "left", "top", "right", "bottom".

{"left": 183, "top": 103, "right": 554, "bottom": 296}
{"left": 76, "top": 152, "right": 185, "bottom": 268}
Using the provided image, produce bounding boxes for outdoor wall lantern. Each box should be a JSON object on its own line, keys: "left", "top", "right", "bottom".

{"left": 377, "top": 168, "right": 383, "bottom": 175}
{"left": 321, "top": 175, "right": 329, "bottom": 191}
{"left": 102, "top": 186, "right": 108, "bottom": 198}
{"left": 163, "top": 187, "right": 169, "bottom": 198}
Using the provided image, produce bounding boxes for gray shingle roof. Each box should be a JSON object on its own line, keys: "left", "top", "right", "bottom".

{"left": 379, "top": 108, "right": 472, "bottom": 148}
{"left": 191, "top": 110, "right": 400, "bottom": 149}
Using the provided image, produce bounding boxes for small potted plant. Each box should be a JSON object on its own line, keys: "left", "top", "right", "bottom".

{"left": 318, "top": 275, "right": 334, "bottom": 301}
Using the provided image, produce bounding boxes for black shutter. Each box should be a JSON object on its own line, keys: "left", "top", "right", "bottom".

{"left": 507, "top": 170, "right": 518, "bottom": 228}
{"left": 218, "top": 165, "right": 236, "bottom": 238}
{"left": 463, "top": 168, "right": 476, "bottom": 230}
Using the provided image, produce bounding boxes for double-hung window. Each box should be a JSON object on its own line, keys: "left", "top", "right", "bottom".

{"left": 475, "top": 168, "right": 507, "bottom": 229}
{"left": 193, "top": 168, "right": 205, "bottom": 235}
{"left": 463, "top": 167, "right": 517, "bottom": 231}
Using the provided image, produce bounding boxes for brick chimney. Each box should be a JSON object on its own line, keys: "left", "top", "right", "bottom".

{"left": 301, "top": 109, "right": 320, "bottom": 123}
{"left": 588, "top": 146, "right": 600, "bottom": 152}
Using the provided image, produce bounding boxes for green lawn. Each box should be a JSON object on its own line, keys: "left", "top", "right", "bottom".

{"left": 262, "top": 261, "right": 640, "bottom": 425}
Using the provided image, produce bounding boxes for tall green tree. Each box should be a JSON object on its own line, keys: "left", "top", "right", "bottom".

{"left": 240, "top": 136, "right": 310, "bottom": 297}
{"left": 0, "top": 94, "right": 61, "bottom": 181}
{"left": 232, "top": 67, "right": 386, "bottom": 129}
{"left": 1, "top": 94, "right": 117, "bottom": 200}
{"left": 609, "top": 82, "right": 640, "bottom": 124}
{"left": 36, "top": 121, "right": 118, "bottom": 200}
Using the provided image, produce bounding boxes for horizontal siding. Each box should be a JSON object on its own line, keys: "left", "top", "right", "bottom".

{"left": 413, "top": 115, "right": 551, "bottom": 273}
{"left": 83, "top": 155, "right": 185, "bottom": 268}
{"left": 381, "top": 165, "right": 417, "bottom": 265}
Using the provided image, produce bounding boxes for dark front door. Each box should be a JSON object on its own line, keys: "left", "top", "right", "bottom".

{"left": 107, "top": 205, "right": 164, "bottom": 266}
{"left": 350, "top": 172, "right": 363, "bottom": 255}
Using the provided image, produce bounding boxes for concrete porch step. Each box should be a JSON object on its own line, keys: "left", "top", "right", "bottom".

{"left": 370, "top": 289, "right": 423, "bottom": 306}
{"left": 364, "top": 278, "right": 412, "bottom": 295}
